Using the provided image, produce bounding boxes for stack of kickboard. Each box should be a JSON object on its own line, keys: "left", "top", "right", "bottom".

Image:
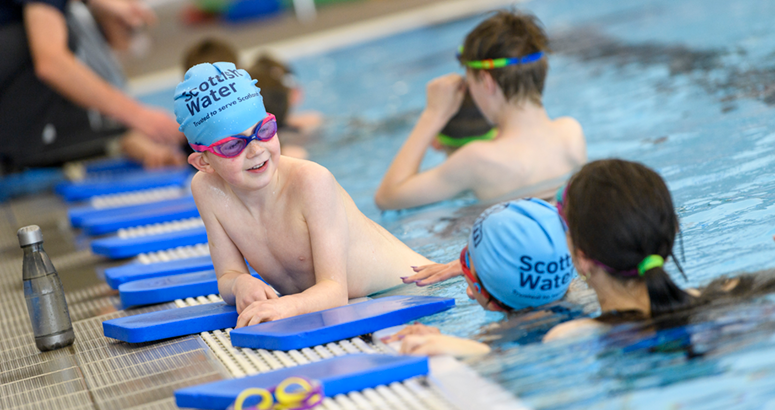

{"left": 60, "top": 159, "right": 217, "bottom": 305}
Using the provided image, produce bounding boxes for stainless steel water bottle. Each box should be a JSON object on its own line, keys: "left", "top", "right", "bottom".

{"left": 18, "top": 225, "right": 75, "bottom": 351}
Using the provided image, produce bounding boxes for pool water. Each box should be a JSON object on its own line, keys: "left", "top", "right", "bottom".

{"left": 141, "top": 0, "right": 775, "bottom": 407}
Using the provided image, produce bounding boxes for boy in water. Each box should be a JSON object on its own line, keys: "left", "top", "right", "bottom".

{"left": 174, "top": 62, "right": 431, "bottom": 327}
{"left": 375, "top": 11, "right": 587, "bottom": 210}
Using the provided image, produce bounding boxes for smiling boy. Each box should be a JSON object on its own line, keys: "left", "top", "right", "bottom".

{"left": 375, "top": 11, "right": 587, "bottom": 210}
{"left": 174, "top": 62, "right": 431, "bottom": 327}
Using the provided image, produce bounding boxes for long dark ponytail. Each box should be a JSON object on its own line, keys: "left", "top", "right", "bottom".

{"left": 564, "top": 159, "right": 695, "bottom": 317}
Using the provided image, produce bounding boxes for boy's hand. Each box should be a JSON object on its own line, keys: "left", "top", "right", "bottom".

{"left": 402, "top": 260, "right": 463, "bottom": 286}
{"left": 381, "top": 322, "right": 440, "bottom": 344}
{"left": 425, "top": 74, "right": 466, "bottom": 124}
{"left": 232, "top": 274, "right": 279, "bottom": 313}
{"left": 399, "top": 334, "right": 491, "bottom": 357}
{"left": 236, "top": 298, "right": 293, "bottom": 328}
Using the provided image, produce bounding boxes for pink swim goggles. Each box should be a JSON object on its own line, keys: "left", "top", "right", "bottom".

{"left": 190, "top": 113, "right": 277, "bottom": 158}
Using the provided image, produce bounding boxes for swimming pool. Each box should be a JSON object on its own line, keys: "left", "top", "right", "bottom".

{"left": 142, "top": 0, "right": 775, "bottom": 407}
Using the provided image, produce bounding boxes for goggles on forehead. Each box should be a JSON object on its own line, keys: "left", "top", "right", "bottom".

{"left": 190, "top": 113, "right": 277, "bottom": 158}
{"left": 459, "top": 245, "right": 509, "bottom": 311}
{"left": 457, "top": 46, "right": 545, "bottom": 70}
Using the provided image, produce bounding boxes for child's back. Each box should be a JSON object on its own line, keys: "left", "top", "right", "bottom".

{"left": 376, "top": 11, "right": 586, "bottom": 210}
{"left": 454, "top": 104, "right": 584, "bottom": 200}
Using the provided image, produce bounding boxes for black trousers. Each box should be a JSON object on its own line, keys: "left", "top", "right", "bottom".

{"left": 0, "top": 22, "right": 124, "bottom": 172}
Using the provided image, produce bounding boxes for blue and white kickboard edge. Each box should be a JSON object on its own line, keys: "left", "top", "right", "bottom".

{"left": 103, "top": 302, "right": 238, "bottom": 343}
{"left": 91, "top": 226, "right": 208, "bottom": 259}
{"left": 69, "top": 196, "right": 196, "bottom": 228}
{"left": 82, "top": 202, "right": 200, "bottom": 236}
{"left": 175, "top": 354, "right": 429, "bottom": 410}
{"left": 104, "top": 255, "right": 214, "bottom": 289}
{"left": 118, "top": 270, "right": 265, "bottom": 307}
{"left": 102, "top": 295, "right": 454, "bottom": 346}
{"left": 57, "top": 167, "right": 192, "bottom": 202}
{"left": 230, "top": 295, "right": 455, "bottom": 350}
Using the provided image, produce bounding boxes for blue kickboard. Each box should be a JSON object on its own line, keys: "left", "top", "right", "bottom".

{"left": 82, "top": 200, "right": 200, "bottom": 235}
{"left": 175, "top": 354, "right": 428, "bottom": 410}
{"left": 119, "top": 270, "right": 220, "bottom": 307}
{"left": 57, "top": 167, "right": 192, "bottom": 202}
{"left": 91, "top": 226, "right": 208, "bottom": 259}
{"left": 118, "top": 270, "right": 263, "bottom": 307}
{"left": 103, "top": 302, "right": 237, "bottom": 343}
{"left": 230, "top": 295, "right": 455, "bottom": 351}
{"left": 104, "top": 255, "right": 214, "bottom": 289}
{"left": 69, "top": 196, "right": 195, "bottom": 228}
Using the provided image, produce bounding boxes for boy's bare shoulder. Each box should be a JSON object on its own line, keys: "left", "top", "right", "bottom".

{"left": 553, "top": 116, "right": 586, "bottom": 164}
{"left": 283, "top": 157, "right": 337, "bottom": 195}
{"left": 190, "top": 171, "right": 227, "bottom": 200}
{"left": 553, "top": 116, "right": 583, "bottom": 137}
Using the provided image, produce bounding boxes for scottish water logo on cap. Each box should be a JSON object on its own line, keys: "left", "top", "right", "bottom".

{"left": 469, "top": 198, "right": 575, "bottom": 310}
{"left": 174, "top": 62, "right": 267, "bottom": 147}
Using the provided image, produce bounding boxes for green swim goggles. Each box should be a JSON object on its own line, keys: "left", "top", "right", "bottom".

{"left": 437, "top": 128, "right": 498, "bottom": 148}
{"left": 457, "top": 46, "right": 545, "bottom": 70}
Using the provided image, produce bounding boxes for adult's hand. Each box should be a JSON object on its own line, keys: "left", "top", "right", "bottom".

{"left": 88, "top": 0, "right": 156, "bottom": 50}
{"left": 131, "top": 106, "right": 185, "bottom": 144}
{"left": 89, "top": 0, "right": 156, "bottom": 29}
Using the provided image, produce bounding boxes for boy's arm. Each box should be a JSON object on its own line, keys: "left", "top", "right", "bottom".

{"left": 236, "top": 166, "right": 350, "bottom": 327}
{"left": 375, "top": 140, "right": 483, "bottom": 210}
{"left": 374, "top": 74, "right": 468, "bottom": 210}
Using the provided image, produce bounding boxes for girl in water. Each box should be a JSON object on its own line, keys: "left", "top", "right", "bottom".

{"left": 394, "top": 159, "right": 714, "bottom": 356}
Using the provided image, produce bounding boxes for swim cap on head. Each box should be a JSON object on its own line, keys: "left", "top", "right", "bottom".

{"left": 437, "top": 91, "right": 495, "bottom": 148}
{"left": 468, "top": 198, "right": 575, "bottom": 310}
{"left": 174, "top": 62, "right": 267, "bottom": 147}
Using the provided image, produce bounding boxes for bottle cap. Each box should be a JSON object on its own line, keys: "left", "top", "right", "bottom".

{"left": 17, "top": 225, "right": 43, "bottom": 247}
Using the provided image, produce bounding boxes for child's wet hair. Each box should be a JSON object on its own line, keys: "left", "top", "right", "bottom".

{"left": 246, "top": 55, "right": 291, "bottom": 127}
{"left": 564, "top": 159, "right": 695, "bottom": 317}
{"left": 460, "top": 11, "right": 549, "bottom": 105}
{"left": 182, "top": 38, "right": 239, "bottom": 71}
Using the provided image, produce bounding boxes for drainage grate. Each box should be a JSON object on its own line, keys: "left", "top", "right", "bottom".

{"left": 72, "top": 312, "right": 226, "bottom": 410}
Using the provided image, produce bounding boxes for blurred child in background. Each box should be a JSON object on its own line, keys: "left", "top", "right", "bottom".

{"left": 375, "top": 11, "right": 587, "bottom": 210}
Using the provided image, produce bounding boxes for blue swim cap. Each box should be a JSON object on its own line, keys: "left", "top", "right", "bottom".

{"left": 468, "top": 198, "right": 575, "bottom": 310}
{"left": 174, "top": 62, "right": 267, "bottom": 147}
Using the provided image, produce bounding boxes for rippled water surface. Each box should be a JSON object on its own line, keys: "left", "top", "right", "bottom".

{"left": 143, "top": 0, "right": 775, "bottom": 407}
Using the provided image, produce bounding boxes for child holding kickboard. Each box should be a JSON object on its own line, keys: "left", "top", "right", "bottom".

{"left": 174, "top": 62, "right": 431, "bottom": 328}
